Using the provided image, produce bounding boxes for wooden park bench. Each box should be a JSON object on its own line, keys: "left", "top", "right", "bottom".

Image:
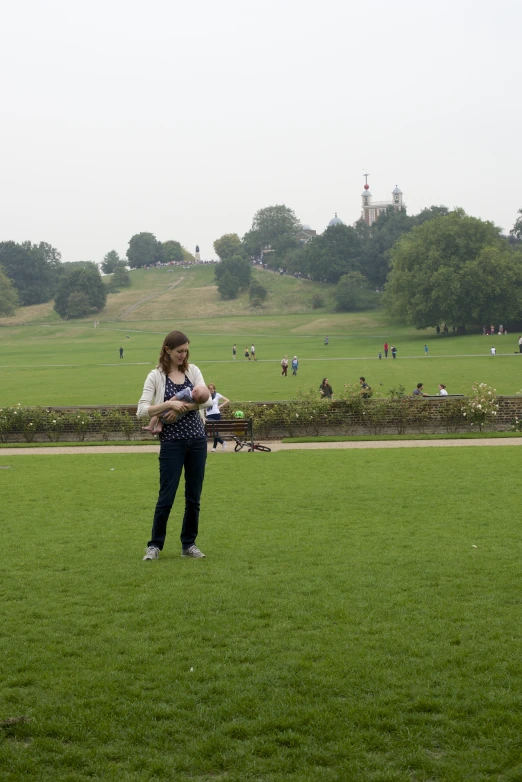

{"left": 205, "top": 418, "right": 254, "bottom": 452}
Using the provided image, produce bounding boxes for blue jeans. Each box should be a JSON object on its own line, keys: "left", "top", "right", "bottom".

{"left": 206, "top": 413, "right": 223, "bottom": 447}
{"left": 148, "top": 438, "right": 207, "bottom": 550}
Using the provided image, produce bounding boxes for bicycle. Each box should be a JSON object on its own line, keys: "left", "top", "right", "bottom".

{"left": 233, "top": 436, "right": 271, "bottom": 453}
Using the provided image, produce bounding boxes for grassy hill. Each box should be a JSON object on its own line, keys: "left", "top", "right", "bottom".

{"left": 0, "top": 265, "right": 338, "bottom": 326}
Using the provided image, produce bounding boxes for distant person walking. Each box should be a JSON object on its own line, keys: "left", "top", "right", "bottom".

{"left": 281, "top": 356, "right": 289, "bottom": 376}
{"left": 491, "top": 346, "right": 496, "bottom": 355}
{"left": 119, "top": 347, "right": 124, "bottom": 359}
{"left": 384, "top": 342, "right": 389, "bottom": 358}
{"left": 319, "top": 378, "right": 333, "bottom": 399}
{"left": 424, "top": 344, "right": 430, "bottom": 356}
{"left": 519, "top": 336, "right": 522, "bottom": 353}
{"left": 291, "top": 356, "right": 298, "bottom": 375}
{"left": 391, "top": 345, "right": 397, "bottom": 359}
{"left": 232, "top": 344, "right": 237, "bottom": 360}
{"left": 251, "top": 344, "right": 256, "bottom": 361}
{"left": 324, "top": 336, "right": 329, "bottom": 346}
{"left": 244, "top": 346, "right": 250, "bottom": 361}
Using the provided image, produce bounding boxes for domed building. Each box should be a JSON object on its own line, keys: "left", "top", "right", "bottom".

{"left": 328, "top": 213, "right": 344, "bottom": 227}
{"left": 360, "top": 179, "right": 404, "bottom": 226}
{"left": 295, "top": 223, "right": 317, "bottom": 244}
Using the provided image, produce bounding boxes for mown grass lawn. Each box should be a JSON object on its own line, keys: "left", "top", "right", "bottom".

{"left": 1, "top": 311, "right": 522, "bottom": 405}
{"left": 1, "top": 448, "right": 521, "bottom": 781}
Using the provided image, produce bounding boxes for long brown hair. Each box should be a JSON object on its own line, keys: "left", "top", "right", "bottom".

{"left": 157, "top": 331, "right": 190, "bottom": 374}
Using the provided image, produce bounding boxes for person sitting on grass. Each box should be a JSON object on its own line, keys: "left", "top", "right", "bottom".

{"left": 143, "top": 384, "right": 210, "bottom": 435}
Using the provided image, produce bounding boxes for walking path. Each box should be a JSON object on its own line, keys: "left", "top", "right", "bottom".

{"left": 2, "top": 438, "right": 522, "bottom": 456}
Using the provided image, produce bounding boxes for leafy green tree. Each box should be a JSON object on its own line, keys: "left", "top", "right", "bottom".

{"left": 65, "top": 291, "right": 92, "bottom": 318}
{"left": 161, "top": 240, "right": 184, "bottom": 263}
{"left": 359, "top": 207, "right": 416, "bottom": 287}
{"left": 217, "top": 272, "right": 240, "bottom": 300}
{"left": 306, "top": 224, "right": 363, "bottom": 283}
{"left": 109, "top": 266, "right": 131, "bottom": 291}
{"left": 181, "top": 246, "right": 195, "bottom": 262}
{"left": 214, "top": 254, "right": 252, "bottom": 299}
{"left": 251, "top": 205, "right": 301, "bottom": 249}
{"left": 101, "top": 250, "right": 123, "bottom": 274}
{"left": 0, "top": 267, "right": 19, "bottom": 316}
{"left": 0, "top": 241, "right": 61, "bottom": 305}
{"left": 126, "top": 232, "right": 163, "bottom": 268}
{"left": 510, "top": 208, "right": 522, "bottom": 242}
{"left": 334, "top": 271, "right": 379, "bottom": 311}
{"left": 384, "top": 210, "right": 522, "bottom": 329}
{"left": 54, "top": 265, "right": 107, "bottom": 318}
{"left": 249, "top": 281, "right": 268, "bottom": 304}
{"left": 213, "top": 233, "right": 244, "bottom": 261}
{"left": 242, "top": 229, "right": 263, "bottom": 258}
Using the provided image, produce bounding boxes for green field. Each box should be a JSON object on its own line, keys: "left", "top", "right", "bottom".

{"left": 1, "top": 312, "right": 521, "bottom": 406}
{"left": 1, "top": 265, "right": 521, "bottom": 405}
{"left": 1, "top": 449, "right": 521, "bottom": 781}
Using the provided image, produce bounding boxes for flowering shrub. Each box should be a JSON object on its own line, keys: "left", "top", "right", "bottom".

{"left": 0, "top": 406, "right": 140, "bottom": 441}
{"left": 461, "top": 383, "right": 499, "bottom": 431}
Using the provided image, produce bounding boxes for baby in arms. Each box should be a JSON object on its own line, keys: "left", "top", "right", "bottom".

{"left": 143, "top": 384, "right": 210, "bottom": 434}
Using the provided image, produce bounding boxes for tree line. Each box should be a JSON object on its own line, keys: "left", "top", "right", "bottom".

{"left": 212, "top": 204, "right": 522, "bottom": 330}
{"left": 0, "top": 232, "right": 191, "bottom": 319}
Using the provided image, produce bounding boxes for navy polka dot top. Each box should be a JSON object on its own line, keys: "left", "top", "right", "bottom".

{"left": 160, "top": 376, "right": 206, "bottom": 442}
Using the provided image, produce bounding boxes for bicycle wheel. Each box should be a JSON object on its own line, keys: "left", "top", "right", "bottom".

{"left": 234, "top": 437, "right": 244, "bottom": 452}
{"left": 253, "top": 444, "right": 271, "bottom": 452}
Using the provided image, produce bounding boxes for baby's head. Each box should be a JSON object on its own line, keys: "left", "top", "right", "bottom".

{"left": 192, "top": 384, "right": 210, "bottom": 404}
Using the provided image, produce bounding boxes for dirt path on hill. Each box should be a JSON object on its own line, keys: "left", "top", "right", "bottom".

{"left": 116, "top": 277, "right": 184, "bottom": 320}
{"left": 1, "top": 438, "right": 522, "bottom": 456}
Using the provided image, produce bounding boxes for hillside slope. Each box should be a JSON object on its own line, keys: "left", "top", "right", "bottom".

{"left": 1, "top": 265, "right": 338, "bottom": 325}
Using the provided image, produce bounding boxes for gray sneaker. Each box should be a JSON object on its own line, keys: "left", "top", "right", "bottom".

{"left": 143, "top": 545, "right": 160, "bottom": 560}
{"left": 181, "top": 544, "right": 206, "bottom": 559}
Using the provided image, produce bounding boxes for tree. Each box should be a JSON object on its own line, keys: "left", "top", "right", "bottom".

{"left": 65, "top": 291, "right": 92, "bottom": 318}
{"left": 249, "top": 281, "right": 268, "bottom": 306}
{"left": 162, "top": 240, "right": 184, "bottom": 263}
{"left": 214, "top": 254, "right": 252, "bottom": 299}
{"left": 54, "top": 265, "right": 107, "bottom": 318}
{"left": 251, "top": 205, "right": 301, "bottom": 249}
{"left": 216, "top": 272, "right": 240, "bottom": 300}
{"left": 108, "top": 266, "right": 132, "bottom": 292}
{"left": 213, "top": 233, "right": 244, "bottom": 261}
{"left": 242, "top": 229, "right": 263, "bottom": 258}
{"left": 126, "top": 232, "right": 163, "bottom": 268}
{"left": 111, "top": 266, "right": 131, "bottom": 288}
{"left": 0, "top": 240, "right": 61, "bottom": 305}
{"left": 0, "top": 267, "right": 19, "bottom": 316}
{"left": 305, "top": 224, "right": 363, "bottom": 283}
{"left": 334, "top": 272, "right": 379, "bottom": 311}
{"left": 384, "top": 210, "right": 522, "bottom": 329}
{"left": 101, "top": 250, "right": 123, "bottom": 274}
{"left": 510, "top": 208, "right": 522, "bottom": 242}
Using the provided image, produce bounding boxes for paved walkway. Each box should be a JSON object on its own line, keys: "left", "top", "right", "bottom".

{"left": 1, "top": 438, "right": 522, "bottom": 456}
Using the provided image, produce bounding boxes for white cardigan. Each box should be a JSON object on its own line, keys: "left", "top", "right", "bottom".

{"left": 137, "top": 365, "right": 212, "bottom": 421}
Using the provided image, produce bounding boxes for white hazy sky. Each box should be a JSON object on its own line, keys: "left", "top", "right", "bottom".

{"left": 1, "top": 0, "right": 520, "bottom": 262}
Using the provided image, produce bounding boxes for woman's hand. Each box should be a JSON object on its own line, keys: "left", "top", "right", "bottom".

{"left": 162, "top": 399, "right": 188, "bottom": 422}
{"left": 169, "top": 399, "right": 189, "bottom": 412}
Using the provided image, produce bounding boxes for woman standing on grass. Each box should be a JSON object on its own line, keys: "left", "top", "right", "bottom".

{"left": 206, "top": 383, "right": 230, "bottom": 452}
{"left": 137, "top": 330, "right": 212, "bottom": 561}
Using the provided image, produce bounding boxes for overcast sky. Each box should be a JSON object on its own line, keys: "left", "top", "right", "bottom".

{"left": 1, "top": 0, "right": 520, "bottom": 263}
